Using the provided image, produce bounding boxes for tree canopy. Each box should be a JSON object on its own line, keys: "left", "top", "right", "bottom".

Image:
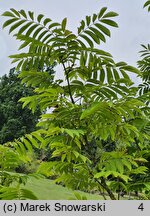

{"left": 0, "top": 3, "right": 150, "bottom": 200}
{"left": 0, "top": 68, "right": 42, "bottom": 143}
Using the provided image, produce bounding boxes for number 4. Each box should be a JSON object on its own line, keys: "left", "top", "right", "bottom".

{"left": 138, "top": 203, "right": 144, "bottom": 211}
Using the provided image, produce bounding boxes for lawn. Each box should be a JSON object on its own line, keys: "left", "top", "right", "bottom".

{"left": 23, "top": 177, "right": 105, "bottom": 200}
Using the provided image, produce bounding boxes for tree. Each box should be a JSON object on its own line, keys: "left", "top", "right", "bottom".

{"left": 135, "top": 44, "right": 150, "bottom": 196}
{"left": 0, "top": 65, "right": 55, "bottom": 144}
{"left": 1, "top": 6, "right": 150, "bottom": 200}
{"left": 0, "top": 68, "right": 42, "bottom": 143}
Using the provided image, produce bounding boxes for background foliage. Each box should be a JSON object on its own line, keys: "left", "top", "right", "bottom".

{"left": 0, "top": 68, "right": 42, "bottom": 143}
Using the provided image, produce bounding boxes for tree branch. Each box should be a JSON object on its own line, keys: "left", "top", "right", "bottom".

{"left": 62, "top": 63, "right": 75, "bottom": 104}
{"left": 88, "top": 167, "right": 116, "bottom": 200}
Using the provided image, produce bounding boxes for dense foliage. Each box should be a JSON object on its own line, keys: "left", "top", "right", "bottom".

{"left": 0, "top": 68, "right": 42, "bottom": 143}
{"left": 138, "top": 45, "right": 150, "bottom": 107}
{"left": 0, "top": 3, "right": 150, "bottom": 200}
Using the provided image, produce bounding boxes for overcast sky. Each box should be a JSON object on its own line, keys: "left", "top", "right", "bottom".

{"left": 0, "top": 0, "right": 149, "bottom": 83}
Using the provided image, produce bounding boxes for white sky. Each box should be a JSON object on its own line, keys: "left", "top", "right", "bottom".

{"left": 0, "top": 0, "right": 149, "bottom": 83}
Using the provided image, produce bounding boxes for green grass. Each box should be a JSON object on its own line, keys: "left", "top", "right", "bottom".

{"left": 22, "top": 177, "right": 140, "bottom": 200}
{"left": 23, "top": 177, "right": 105, "bottom": 200}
